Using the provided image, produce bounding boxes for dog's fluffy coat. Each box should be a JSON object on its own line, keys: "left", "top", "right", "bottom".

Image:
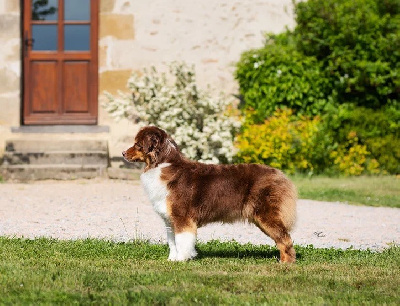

{"left": 123, "top": 126, "right": 297, "bottom": 262}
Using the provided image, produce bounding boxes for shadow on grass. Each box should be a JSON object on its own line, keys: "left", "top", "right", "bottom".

{"left": 195, "top": 241, "right": 303, "bottom": 261}
{"left": 197, "top": 248, "right": 280, "bottom": 260}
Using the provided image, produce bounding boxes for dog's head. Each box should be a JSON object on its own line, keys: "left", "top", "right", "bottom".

{"left": 122, "top": 126, "right": 180, "bottom": 170}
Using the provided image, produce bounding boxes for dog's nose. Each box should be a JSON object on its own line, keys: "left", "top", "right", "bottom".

{"left": 122, "top": 151, "right": 126, "bottom": 157}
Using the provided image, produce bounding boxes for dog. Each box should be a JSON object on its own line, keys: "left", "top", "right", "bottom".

{"left": 122, "top": 126, "right": 297, "bottom": 263}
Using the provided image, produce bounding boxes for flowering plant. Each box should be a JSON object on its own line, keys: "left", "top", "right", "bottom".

{"left": 236, "top": 109, "right": 321, "bottom": 174}
{"left": 330, "top": 131, "right": 381, "bottom": 176}
{"left": 104, "top": 63, "right": 241, "bottom": 163}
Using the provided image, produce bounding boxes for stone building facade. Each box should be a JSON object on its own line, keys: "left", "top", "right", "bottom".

{"left": 0, "top": 0, "right": 294, "bottom": 164}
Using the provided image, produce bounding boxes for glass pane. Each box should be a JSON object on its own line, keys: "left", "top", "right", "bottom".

{"left": 64, "top": 0, "right": 90, "bottom": 21}
{"left": 64, "top": 25, "right": 90, "bottom": 51}
{"left": 32, "top": 0, "right": 58, "bottom": 21}
{"left": 32, "top": 25, "right": 57, "bottom": 50}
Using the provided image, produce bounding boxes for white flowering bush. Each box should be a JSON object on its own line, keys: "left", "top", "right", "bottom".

{"left": 103, "top": 62, "right": 241, "bottom": 163}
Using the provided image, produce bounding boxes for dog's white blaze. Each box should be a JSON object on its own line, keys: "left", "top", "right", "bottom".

{"left": 174, "top": 232, "right": 197, "bottom": 261}
{"left": 140, "top": 163, "right": 170, "bottom": 219}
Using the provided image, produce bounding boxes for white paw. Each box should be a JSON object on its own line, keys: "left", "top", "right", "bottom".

{"left": 173, "top": 249, "right": 197, "bottom": 261}
{"left": 190, "top": 249, "right": 198, "bottom": 258}
{"left": 168, "top": 251, "right": 178, "bottom": 261}
{"left": 173, "top": 232, "right": 197, "bottom": 261}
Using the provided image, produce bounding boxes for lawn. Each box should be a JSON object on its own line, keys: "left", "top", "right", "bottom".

{"left": 291, "top": 175, "right": 400, "bottom": 208}
{"left": 0, "top": 238, "right": 399, "bottom": 304}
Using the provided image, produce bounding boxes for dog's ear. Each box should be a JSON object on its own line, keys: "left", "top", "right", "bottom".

{"left": 143, "top": 133, "right": 162, "bottom": 154}
{"left": 167, "top": 137, "right": 179, "bottom": 150}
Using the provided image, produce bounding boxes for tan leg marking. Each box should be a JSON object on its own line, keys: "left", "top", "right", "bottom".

{"left": 254, "top": 215, "right": 296, "bottom": 263}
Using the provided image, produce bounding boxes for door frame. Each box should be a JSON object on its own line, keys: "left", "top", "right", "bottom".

{"left": 22, "top": 0, "right": 99, "bottom": 125}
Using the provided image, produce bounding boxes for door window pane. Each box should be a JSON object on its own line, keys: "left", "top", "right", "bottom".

{"left": 64, "top": 0, "right": 90, "bottom": 21}
{"left": 32, "top": 25, "right": 58, "bottom": 50}
{"left": 64, "top": 25, "right": 90, "bottom": 51}
{"left": 32, "top": 0, "right": 58, "bottom": 21}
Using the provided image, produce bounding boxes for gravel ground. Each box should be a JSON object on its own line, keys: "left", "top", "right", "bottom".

{"left": 0, "top": 179, "right": 399, "bottom": 250}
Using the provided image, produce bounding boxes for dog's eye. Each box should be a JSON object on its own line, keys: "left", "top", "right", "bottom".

{"left": 135, "top": 144, "right": 142, "bottom": 149}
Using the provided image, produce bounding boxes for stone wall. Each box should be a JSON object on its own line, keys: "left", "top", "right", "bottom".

{"left": 99, "top": 0, "right": 295, "bottom": 95}
{"left": 0, "top": 0, "right": 21, "bottom": 153}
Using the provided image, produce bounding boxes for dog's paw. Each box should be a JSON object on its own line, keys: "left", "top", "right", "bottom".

{"left": 174, "top": 254, "right": 191, "bottom": 262}
{"left": 168, "top": 251, "right": 178, "bottom": 261}
{"left": 172, "top": 250, "right": 197, "bottom": 262}
{"left": 190, "top": 249, "right": 198, "bottom": 258}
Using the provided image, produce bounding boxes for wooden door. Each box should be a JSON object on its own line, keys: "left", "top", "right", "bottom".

{"left": 23, "top": 0, "right": 98, "bottom": 125}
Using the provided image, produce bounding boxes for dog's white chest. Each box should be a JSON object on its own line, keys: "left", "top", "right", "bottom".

{"left": 140, "top": 163, "right": 170, "bottom": 218}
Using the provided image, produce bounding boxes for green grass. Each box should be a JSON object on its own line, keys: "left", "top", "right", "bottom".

{"left": 291, "top": 175, "right": 400, "bottom": 208}
{"left": 0, "top": 238, "right": 399, "bottom": 304}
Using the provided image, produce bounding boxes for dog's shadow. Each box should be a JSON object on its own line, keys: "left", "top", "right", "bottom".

{"left": 196, "top": 248, "right": 279, "bottom": 260}
{"left": 195, "top": 242, "right": 302, "bottom": 261}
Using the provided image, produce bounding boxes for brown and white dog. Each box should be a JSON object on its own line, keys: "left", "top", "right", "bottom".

{"left": 122, "top": 126, "right": 297, "bottom": 263}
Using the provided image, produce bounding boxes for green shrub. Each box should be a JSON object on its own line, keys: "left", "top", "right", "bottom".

{"left": 235, "top": 34, "right": 331, "bottom": 122}
{"left": 321, "top": 104, "right": 400, "bottom": 174}
{"left": 234, "top": 0, "right": 400, "bottom": 175}
{"left": 365, "top": 135, "right": 400, "bottom": 174}
{"left": 294, "top": 0, "right": 400, "bottom": 108}
{"left": 329, "top": 131, "right": 380, "bottom": 176}
{"left": 235, "top": 106, "right": 399, "bottom": 175}
{"left": 236, "top": 0, "right": 399, "bottom": 118}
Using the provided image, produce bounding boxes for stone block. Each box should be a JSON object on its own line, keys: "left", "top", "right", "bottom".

{"left": 100, "top": 14, "right": 134, "bottom": 39}
{"left": 0, "top": 95, "right": 20, "bottom": 126}
{"left": 6, "top": 1, "right": 20, "bottom": 13}
{"left": 0, "top": 15, "right": 19, "bottom": 39}
{"left": 1, "top": 165, "right": 108, "bottom": 181}
{"left": 99, "top": 44, "right": 108, "bottom": 68}
{"left": 99, "top": 69, "right": 132, "bottom": 94}
{"left": 6, "top": 41, "right": 21, "bottom": 62}
{"left": 100, "top": 0, "right": 115, "bottom": 13}
{"left": 0, "top": 68, "right": 19, "bottom": 94}
{"left": 107, "top": 167, "right": 141, "bottom": 180}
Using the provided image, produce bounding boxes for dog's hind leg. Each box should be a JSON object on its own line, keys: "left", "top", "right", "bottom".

{"left": 254, "top": 216, "right": 296, "bottom": 263}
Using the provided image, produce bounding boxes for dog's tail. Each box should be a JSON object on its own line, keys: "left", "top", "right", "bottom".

{"left": 279, "top": 177, "right": 297, "bottom": 232}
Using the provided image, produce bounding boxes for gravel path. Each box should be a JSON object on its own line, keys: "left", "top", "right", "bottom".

{"left": 0, "top": 179, "right": 399, "bottom": 250}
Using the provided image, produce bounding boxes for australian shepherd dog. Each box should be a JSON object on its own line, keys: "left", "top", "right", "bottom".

{"left": 122, "top": 126, "right": 297, "bottom": 263}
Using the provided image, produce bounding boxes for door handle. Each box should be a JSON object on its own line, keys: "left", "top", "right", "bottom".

{"left": 24, "top": 31, "right": 34, "bottom": 54}
{"left": 25, "top": 38, "right": 34, "bottom": 50}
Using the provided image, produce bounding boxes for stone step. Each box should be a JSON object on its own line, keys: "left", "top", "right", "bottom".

{"left": 5, "top": 139, "right": 108, "bottom": 152}
{"left": 2, "top": 151, "right": 109, "bottom": 166}
{"left": 1, "top": 164, "right": 108, "bottom": 181}
{"left": 107, "top": 167, "right": 142, "bottom": 180}
{"left": 1, "top": 139, "right": 111, "bottom": 181}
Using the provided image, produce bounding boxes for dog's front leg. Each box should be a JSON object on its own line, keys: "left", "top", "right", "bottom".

{"left": 164, "top": 219, "right": 178, "bottom": 261}
{"left": 174, "top": 230, "right": 197, "bottom": 261}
